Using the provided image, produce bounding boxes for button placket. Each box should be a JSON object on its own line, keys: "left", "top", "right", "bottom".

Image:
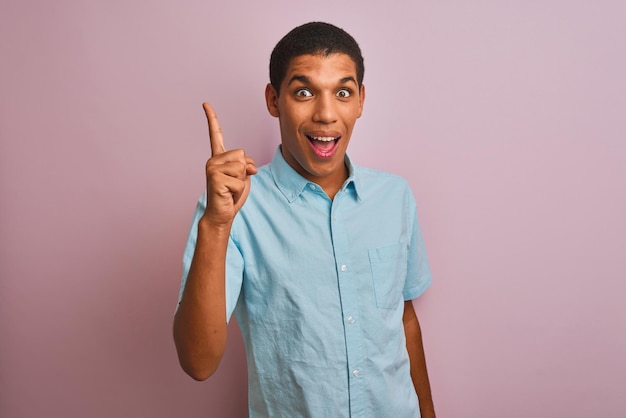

{"left": 330, "top": 189, "right": 365, "bottom": 412}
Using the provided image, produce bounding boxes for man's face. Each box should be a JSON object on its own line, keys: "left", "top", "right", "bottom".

{"left": 265, "top": 53, "right": 365, "bottom": 191}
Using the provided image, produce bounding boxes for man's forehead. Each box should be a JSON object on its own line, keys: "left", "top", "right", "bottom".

{"left": 285, "top": 53, "right": 358, "bottom": 79}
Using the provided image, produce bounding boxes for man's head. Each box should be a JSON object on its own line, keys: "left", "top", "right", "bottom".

{"left": 269, "top": 22, "right": 364, "bottom": 96}
{"left": 265, "top": 23, "right": 366, "bottom": 197}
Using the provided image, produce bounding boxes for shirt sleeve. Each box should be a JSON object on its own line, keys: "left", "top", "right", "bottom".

{"left": 177, "top": 193, "right": 244, "bottom": 323}
{"left": 402, "top": 189, "right": 432, "bottom": 301}
{"left": 224, "top": 234, "right": 244, "bottom": 322}
{"left": 177, "top": 194, "right": 206, "bottom": 310}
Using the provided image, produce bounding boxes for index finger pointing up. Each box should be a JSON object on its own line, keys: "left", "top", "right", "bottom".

{"left": 202, "top": 102, "right": 226, "bottom": 156}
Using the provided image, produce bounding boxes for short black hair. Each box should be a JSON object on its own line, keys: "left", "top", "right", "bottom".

{"left": 269, "top": 22, "right": 365, "bottom": 96}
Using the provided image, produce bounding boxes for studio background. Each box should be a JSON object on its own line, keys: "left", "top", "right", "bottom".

{"left": 1, "top": 1, "right": 624, "bottom": 417}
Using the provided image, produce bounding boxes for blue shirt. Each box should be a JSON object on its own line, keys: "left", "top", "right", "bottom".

{"left": 179, "top": 147, "right": 432, "bottom": 418}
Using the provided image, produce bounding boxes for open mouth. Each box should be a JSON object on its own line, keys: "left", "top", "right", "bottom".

{"left": 306, "top": 135, "right": 341, "bottom": 158}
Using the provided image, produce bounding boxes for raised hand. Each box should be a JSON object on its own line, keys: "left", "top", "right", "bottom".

{"left": 202, "top": 102, "right": 257, "bottom": 226}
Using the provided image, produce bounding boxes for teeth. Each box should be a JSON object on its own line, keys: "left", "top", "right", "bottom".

{"left": 310, "top": 136, "right": 337, "bottom": 142}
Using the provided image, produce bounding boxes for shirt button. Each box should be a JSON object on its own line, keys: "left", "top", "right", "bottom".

{"left": 309, "top": 184, "right": 316, "bottom": 190}
{"left": 340, "top": 265, "right": 347, "bottom": 272}
{"left": 347, "top": 316, "right": 356, "bottom": 324}
{"left": 352, "top": 369, "right": 360, "bottom": 377}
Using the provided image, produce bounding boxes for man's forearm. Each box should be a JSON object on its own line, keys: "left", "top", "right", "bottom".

{"left": 173, "top": 218, "right": 230, "bottom": 380}
{"left": 403, "top": 300, "right": 435, "bottom": 418}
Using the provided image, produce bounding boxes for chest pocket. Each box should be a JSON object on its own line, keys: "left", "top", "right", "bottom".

{"left": 368, "top": 243, "right": 408, "bottom": 309}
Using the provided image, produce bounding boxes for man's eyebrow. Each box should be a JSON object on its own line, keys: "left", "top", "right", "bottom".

{"left": 287, "top": 75, "right": 310, "bottom": 86}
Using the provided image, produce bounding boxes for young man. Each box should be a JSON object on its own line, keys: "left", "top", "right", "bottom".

{"left": 174, "top": 22, "right": 435, "bottom": 418}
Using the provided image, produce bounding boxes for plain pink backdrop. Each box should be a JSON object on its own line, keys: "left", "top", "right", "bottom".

{"left": 1, "top": 1, "right": 624, "bottom": 417}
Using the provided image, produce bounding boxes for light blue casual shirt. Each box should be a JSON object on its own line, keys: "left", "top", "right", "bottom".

{"left": 179, "top": 147, "right": 432, "bottom": 418}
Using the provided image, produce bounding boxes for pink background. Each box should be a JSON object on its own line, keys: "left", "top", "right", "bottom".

{"left": 1, "top": 1, "right": 625, "bottom": 417}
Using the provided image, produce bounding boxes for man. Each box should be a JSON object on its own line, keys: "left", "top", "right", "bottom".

{"left": 174, "top": 22, "right": 435, "bottom": 417}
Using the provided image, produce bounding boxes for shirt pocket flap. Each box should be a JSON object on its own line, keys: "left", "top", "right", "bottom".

{"left": 368, "top": 243, "right": 408, "bottom": 309}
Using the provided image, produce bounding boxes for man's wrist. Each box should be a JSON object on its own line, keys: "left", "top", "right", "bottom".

{"left": 198, "top": 215, "right": 232, "bottom": 239}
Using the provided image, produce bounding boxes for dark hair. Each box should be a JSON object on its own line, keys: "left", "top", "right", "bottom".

{"left": 269, "top": 22, "right": 365, "bottom": 96}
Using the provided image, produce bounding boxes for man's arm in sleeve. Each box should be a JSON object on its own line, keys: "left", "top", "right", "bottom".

{"left": 173, "top": 103, "right": 257, "bottom": 380}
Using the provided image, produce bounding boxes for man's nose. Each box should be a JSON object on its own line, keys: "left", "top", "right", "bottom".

{"left": 312, "top": 94, "right": 338, "bottom": 124}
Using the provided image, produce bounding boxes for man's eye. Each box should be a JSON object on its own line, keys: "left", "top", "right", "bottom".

{"left": 336, "top": 89, "right": 351, "bottom": 98}
{"left": 295, "top": 89, "right": 313, "bottom": 97}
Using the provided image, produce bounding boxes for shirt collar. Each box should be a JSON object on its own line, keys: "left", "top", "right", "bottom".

{"left": 269, "top": 146, "right": 362, "bottom": 203}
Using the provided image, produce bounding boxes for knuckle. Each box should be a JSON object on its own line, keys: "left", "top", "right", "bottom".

{"left": 231, "top": 148, "right": 246, "bottom": 160}
{"left": 205, "top": 160, "right": 218, "bottom": 174}
{"left": 238, "top": 161, "right": 247, "bottom": 175}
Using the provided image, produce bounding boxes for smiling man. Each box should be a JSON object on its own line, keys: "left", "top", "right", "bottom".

{"left": 266, "top": 52, "right": 363, "bottom": 200}
{"left": 174, "top": 22, "right": 435, "bottom": 418}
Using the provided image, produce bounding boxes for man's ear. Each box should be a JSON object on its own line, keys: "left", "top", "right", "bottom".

{"left": 357, "top": 84, "right": 366, "bottom": 118}
{"left": 265, "top": 83, "right": 280, "bottom": 117}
